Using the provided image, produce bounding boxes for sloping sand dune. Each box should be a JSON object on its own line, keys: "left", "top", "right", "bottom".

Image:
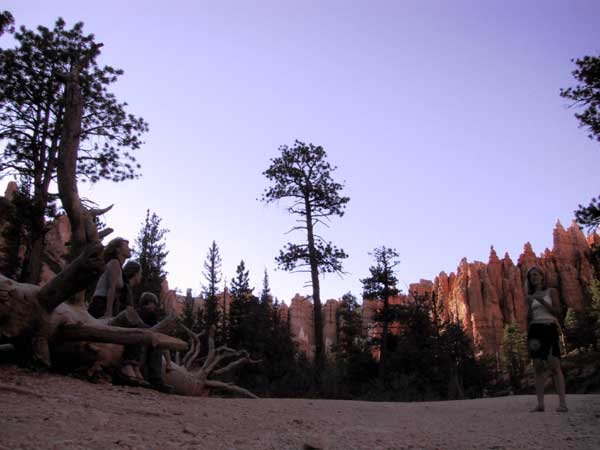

{"left": 1, "top": 366, "right": 598, "bottom": 450}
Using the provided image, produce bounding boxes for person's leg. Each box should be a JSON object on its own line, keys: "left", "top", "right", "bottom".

{"left": 548, "top": 355, "right": 567, "bottom": 411}
{"left": 143, "top": 346, "right": 173, "bottom": 393}
{"left": 146, "top": 346, "right": 164, "bottom": 383}
{"left": 532, "top": 359, "right": 546, "bottom": 411}
{"left": 88, "top": 296, "right": 107, "bottom": 319}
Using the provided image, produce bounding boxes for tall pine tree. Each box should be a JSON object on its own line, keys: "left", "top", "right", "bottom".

{"left": 361, "top": 246, "right": 400, "bottom": 384}
{"left": 228, "top": 260, "right": 255, "bottom": 349}
{"left": 0, "top": 17, "right": 148, "bottom": 283}
{"left": 202, "top": 241, "right": 222, "bottom": 332}
{"left": 261, "top": 140, "right": 350, "bottom": 381}
{"left": 133, "top": 210, "right": 169, "bottom": 304}
{"left": 182, "top": 288, "right": 197, "bottom": 331}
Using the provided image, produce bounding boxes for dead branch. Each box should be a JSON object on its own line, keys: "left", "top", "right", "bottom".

{"left": 204, "top": 380, "right": 259, "bottom": 399}
{"left": 171, "top": 325, "right": 261, "bottom": 398}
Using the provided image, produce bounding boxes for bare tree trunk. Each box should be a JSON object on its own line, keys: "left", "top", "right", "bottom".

{"left": 305, "top": 196, "right": 325, "bottom": 384}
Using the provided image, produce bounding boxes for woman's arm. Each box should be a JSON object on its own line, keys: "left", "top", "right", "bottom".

{"left": 525, "top": 295, "right": 533, "bottom": 324}
{"left": 102, "top": 260, "right": 121, "bottom": 318}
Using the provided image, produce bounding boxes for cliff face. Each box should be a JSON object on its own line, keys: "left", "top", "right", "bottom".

{"left": 411, "top": 220, "right": 594, "bottom": 356}
{"left": 288, "top": 294, "right": 314, "bottom": 357}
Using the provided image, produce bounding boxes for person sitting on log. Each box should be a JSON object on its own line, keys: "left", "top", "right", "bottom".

{"left": 135, "top": 292, "right": 174, "bottom": 393}
{"left": 88, "top": 239, "right": 148, "bottom": 386}
{"left": 88, "top": 237, "right": 132, "bottom": 319}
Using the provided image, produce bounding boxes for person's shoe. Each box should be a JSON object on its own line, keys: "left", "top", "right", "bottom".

{"left": 529, "top": 405, "right": 545, "bottom": 412}
{"left": 114, "top": 371, "right": 143, "bottom": 387}
{"left": 556, "top": 405, "right": 568, "bottom": 413}
{"left": 149, "top": 381, "right": 174, "bottom": 394}
{"left": 114, "top": 364, "right": 150, "bottom": 388}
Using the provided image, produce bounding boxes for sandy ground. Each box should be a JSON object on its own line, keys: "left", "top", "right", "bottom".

{"left": 0, "top": 366, "right": 599, "bottom": 450}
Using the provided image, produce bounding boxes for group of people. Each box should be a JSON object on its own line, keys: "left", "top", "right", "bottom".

{"left": 88, "top": 237, "right": 173, "bottom": 394}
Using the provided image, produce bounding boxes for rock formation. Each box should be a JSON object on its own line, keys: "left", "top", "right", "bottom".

{"left": 288, "top": 294, "right": 314, "bottom": 357}
{"left": 284, "top": 221, "right": 597, "bottom": 360}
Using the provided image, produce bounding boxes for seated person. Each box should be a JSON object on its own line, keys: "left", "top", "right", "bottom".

{"left": 136, "top": 292, "right": 174, "bottom": 394}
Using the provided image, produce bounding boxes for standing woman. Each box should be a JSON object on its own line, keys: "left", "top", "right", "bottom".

{"left": 525, "top": 266, "right": 568, "bottom": 412}
{"left": 89, "top": 237, "right": 132, "bottom": 319}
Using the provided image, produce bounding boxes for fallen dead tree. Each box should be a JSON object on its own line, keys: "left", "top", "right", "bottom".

{"left": 164, "top": 326, "right": 261, "bottom": 398}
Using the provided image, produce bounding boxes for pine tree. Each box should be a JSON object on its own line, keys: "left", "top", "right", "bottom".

{"left": 0, "top": 10, "right": 14, "bottom": 36}
{"left": 564, "top": 307, "right": 596, "bottom": 351}
{"left": 0, "top": 17, "right": 148, "bottom": 282}
{"left": 133, "top": 210, "right": 169, "bottom": 305}
{"left": 260, "top": 269, "right": 272, "bottom": 305}
{"left": 182, "top": 288, "right": 196, "bottom": 330}
{"left": 228, "top": 260, "right": 254, "bottom": 349}
{"left": 261, "top": 140, "right": 349, "bottom": 380}
{"left": 334, "top": 292, "right": 363, "bottom": 361}
{"left": 361, "top": 246, "right": 401, "bottom": 383}
{"left": 202, "top": 241, "right": 222, "bottom": 331}
{"left": 501, "top": 322, "right": 528, "bottom": 390}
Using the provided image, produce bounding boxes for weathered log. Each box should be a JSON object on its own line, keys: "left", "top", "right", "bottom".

{"left": 61, "top": 323, "right": 187, "bottom": 351}
{"left": 37, "top": 242, "right": 105, "bottom": 313}
{"left": 0, "top": 274, "right": 43, "bottom": 340}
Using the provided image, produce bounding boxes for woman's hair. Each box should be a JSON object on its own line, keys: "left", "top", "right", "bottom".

{"left": 122, "top": 260, "right": 141, "bottom": 282}
{"left": 103, "top": 237, "right": 128, "bottom": 263}
{"left": 525, "top": 266, "right": 546, "bottom": 295}
{"left": 140, "top": 291, "right": 159, "bottom": 307}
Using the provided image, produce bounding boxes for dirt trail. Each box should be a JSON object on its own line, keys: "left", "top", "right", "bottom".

{"left": 1, "top": 366, "right": 599, "bottom": 450}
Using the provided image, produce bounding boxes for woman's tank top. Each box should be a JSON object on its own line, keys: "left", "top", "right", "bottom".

{"left": 530, "top": 290, "right": 556, "bottom": 324}
{"left": 93, "top": 259, "right": 124, "bottom": 298}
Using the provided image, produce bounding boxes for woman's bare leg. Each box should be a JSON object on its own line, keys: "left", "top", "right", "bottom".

{"left": 532, "top": 359, "right": 546, "bottom": 411}
{"left": 548, "top": 355, "right": 567, "bottom": 411}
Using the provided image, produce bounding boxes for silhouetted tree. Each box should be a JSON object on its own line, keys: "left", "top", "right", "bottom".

{"left": 590, "top": 278, "right": 600, "bottom": 347}
{"left": 361, "top": 246, "right": 400, "bottom": 383}
{"left": 564, "top": 307, "right": 596, "bottom": 352}
{"left": 260, "top": 269, "right": 272, "bottom": 304}
{"left": 133, "top": 210, "right": 169, "bottom": 305}
{"left": 561, "top": 54, "right": 600, "bottom": 143}
{"left": 0, "top": 17, "right": 148, "bottom": 283}
{"left": 0, "top": 10, "right": 14, "bottom": 36}
{"left": 327, "top": 292, "right": 375, "bottom": 398}
{"left": 334, "top": 292, "right": 364, "bottom": 361}
{"left": 261, "top": 140, "right": 349, "bottom": 381}
{"left": 560, "top": 54, "right": 600, "bottom": 230}
{"left": 202, "top": 241, "right": 222, "bottom": 331}
{"left": 501, "top": 322, "right": 528, "bottom": 390}
{"left": 228, "top": 260, "right": 255, "bottom": 349}
{"left": 182, "top": 288, "right": 196, "bottom": 330}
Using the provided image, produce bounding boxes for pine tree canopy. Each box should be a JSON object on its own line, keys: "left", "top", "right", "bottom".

{"left": 133, "top": 209, "right": 169, "bottom": 298}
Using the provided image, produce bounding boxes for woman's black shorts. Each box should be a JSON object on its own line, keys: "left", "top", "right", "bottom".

{"left": 527, "top": 322, "right": 560, "bottom": 360}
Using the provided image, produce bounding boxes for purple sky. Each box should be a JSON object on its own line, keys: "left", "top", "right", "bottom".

{"left": 2, "top": 1, "right": 600, "bottom": 303}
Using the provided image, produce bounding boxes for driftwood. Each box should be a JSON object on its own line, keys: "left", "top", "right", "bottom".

{"left": 163, "top": 326, "right": 261, "bottom": 398}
